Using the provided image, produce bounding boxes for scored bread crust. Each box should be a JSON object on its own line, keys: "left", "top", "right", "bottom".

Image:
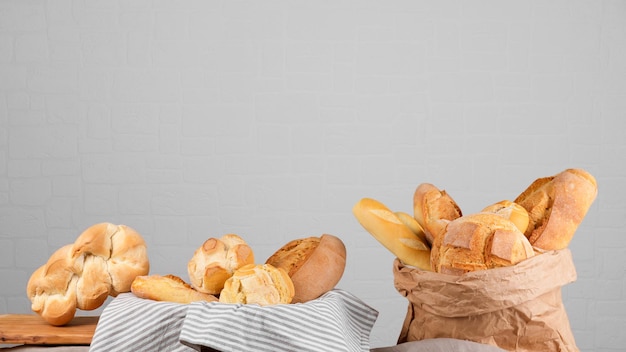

{"left": 266, "top": 234, "right": 347, "bottom": 303}
{"left": 413, "top": 183, "right": 463, "bottom": 246}
{"left": 219, "top": 263, "right": 295, "bottom": 305}
{"left": 353, "top": 198, "right": 431, "bottom": 271}
{"left": 131, "top": 274, "right": 218, "bottom": 304}
{"left": 514, "top": 168, "right": 598, "bottom": 250}
{"left": 395, "top": 211, "right": 429, "bottom": 245}
{"left": 26, "top": 223, "right": 150, "bottom": 326}
{"left": 187, "top": 234, "right": 255, "bottom": 295}
{"left": 481, "top": 200, "right": 530, "bottom": 234}
{"left": 431, "top": 213, "right": 535, "bottom": 275}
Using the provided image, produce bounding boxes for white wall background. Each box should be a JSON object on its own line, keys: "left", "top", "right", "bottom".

{"left": 1, "top": 0, "right": 625, "bottom": 350}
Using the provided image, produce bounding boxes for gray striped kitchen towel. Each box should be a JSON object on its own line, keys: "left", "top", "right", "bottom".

{"left": 89, "top": 289, "right": 378, "bottom": 352}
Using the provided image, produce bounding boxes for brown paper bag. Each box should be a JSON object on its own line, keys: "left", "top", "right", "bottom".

{"left": 393, "top": 249, "right": 579, "bottom": 352}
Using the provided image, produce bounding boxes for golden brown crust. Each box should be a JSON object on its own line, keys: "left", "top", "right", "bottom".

{"left": 131, "top": 274, "right": 218, "bottom": 304}
{"left": 187, "top": 234, "right": 255, "bottom": 295}
{"left": 514, "top": 168, "right": 598, "bottom": 250}
{"left": 352, "top": 198, "right": 431, "bottom": 271}
{"left": 395, "top": 211, "right": 429, "bottom": 245}
{"left": 266, "top": 234, "right": 347, "bottom": 303}
{"left": 26, "top": 223, "right": 150, "bottom": 326}
{"left": 265, "top": 237, "right": 320, "bottom": 277}
{"left": 413, "top": 183, "right": 462, "bottom": 246}
{"left": 26, "top": 245, "right": 78, "bottom": 326}
{"left": 481, "top": 200, "right": 530, "bottom": 234}
{"left": 219, "top": 264, "right": 295, "bottom": 305}
{"left": 431, "top": 213, "right": 535, "bottom": 275}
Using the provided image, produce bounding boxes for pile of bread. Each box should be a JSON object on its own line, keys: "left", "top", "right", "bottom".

{"left": 132, "top": 233, "right": 346, "bottom": 307}
{"left": 353, "top": 168, "right": 598, "bottom": 275}
{"left": 27, "top": 224, "right": 347, "bottom": 326}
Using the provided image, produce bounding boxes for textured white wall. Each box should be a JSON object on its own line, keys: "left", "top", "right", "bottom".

{"left": 1, "top": 0, "right": 625, "bottom": 350}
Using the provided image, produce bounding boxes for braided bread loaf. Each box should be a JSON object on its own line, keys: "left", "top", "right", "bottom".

{"left": 26, "top": 223, "right": 150, "bottom": 326}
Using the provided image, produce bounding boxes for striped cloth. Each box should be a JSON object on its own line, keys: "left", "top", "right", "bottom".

{"left": 89, "top": 290, "right": 378, "bottom": 352}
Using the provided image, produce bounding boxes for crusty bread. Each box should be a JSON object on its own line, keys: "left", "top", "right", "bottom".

{"left": 514, "top": 168, "right": 598, "bottom": 250}
{"left": 413, "top": 183, "right": 463, "bottom": 246}
{"left": 481, "top": 200, "right": 530, "bottom": 234}
{"left": 265, "top": 234, "right": 346, "bottom": 303}
{"left": 26, "top": 245, "right": 79, "bottom": 326}
{"left": 219, "top": 263, "right": 295, "bottom": 305}
{"left": 431, "top": 213, "right": 535, "bottom": 275}
{"left": 187, "top": 234, "right": 255, "bottom": 295}
{"left": 353, "top": 198, "right": 431, "bottom": 271}
{"left": 131, "top": 274, "right": 218, "bottom": 304}
{"left": 395, "top": 211, "right": 429, "bottom": 245}
{"left": 26, "top": 223, "right": 150, "bottom": 326}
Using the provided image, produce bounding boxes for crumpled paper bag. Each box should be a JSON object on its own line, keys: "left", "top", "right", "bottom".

{"left": 393, "top": 249, "right": 578, "bottom": 352}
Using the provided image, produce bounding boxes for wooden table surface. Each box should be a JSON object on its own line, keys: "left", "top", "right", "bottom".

{"left": 0, "top": 314, "right": 98, "bottom": 345}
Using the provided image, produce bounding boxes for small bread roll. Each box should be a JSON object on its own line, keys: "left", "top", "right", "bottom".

{"left": 353, "top": 198, "right": 431, "bottom": 271}
{"left": 219, "top": 264, "right": 294, "bottom": 305}
{"left": 187, "top": 234, "right": 255, "bottom": 295}
{"left": 431, "top": 212, "right": 535, "bottom": 275}
{"left": 514, "top": 168, "right": 598, "bottom": 250}
{"left": 131, "top": 274, "right": 218, "bottom": 304}
{"left": 413, "top": 183, "right": 463, "bottom": 245}
{"left": 481, "top": 200, "right": 530, "bottom": 234}
{"left": 266, "top": 234, "right": 347, "bottom": 303}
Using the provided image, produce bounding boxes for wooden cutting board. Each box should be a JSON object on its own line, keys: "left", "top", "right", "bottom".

{"left": 0, "top": 314, "right": 98, "bottom": 345}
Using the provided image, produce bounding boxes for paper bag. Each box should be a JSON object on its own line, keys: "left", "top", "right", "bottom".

{"left": 393, "top": 249, "right": 579, "bottom": 352}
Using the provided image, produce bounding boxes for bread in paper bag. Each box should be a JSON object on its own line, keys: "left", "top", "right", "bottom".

{"left": 393, "top": 249, "right": 578, "bottom": 352}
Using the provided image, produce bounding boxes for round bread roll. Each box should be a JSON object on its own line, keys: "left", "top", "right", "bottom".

{"left": 265, "top": 234, "right": 347, "bottom": 303}
{"left": 514, "top": 168, "right": 598, "bottom": 250}
{"left": 481, "top": 200, "right": 530, "bottom": 234}
{"left": 431, "top": 212, "right": 535, "bottom": 275}
{"left": 187, "top": 234, "right": 255, "bottom": 295}
{"left": 219, "top": 263, "right": 294, "bottom": 305}
{"left": 413, "top": 183, "right": 463, "bottom": 246}
{"left": 131, "top": 274, "right": 218, "bottom": 304}
{"left": 26, "top": 223, "right": 150, "bottom": 326}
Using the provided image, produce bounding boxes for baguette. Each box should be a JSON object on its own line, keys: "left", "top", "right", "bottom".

{"left": 353, "top": 198, "right": 431, "bottom": 271}
{"left": 413, "top": 183, "right": 462, "bottom": 246}
{"left": 514, "top": 168, "right": 598, "bottom": 250}
{"left": 395, "top": 211, "right": 429, "bottom": 245}
{"left": 131, "top": 274, "right": 217, "bottom": 304}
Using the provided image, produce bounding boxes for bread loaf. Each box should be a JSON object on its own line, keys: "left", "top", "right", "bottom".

{"left": 514, "top": 168, "right": 598, "bottom": 250}
{"left": 26, "top": 245, "right": 78, "bottom": 326}
{"left": 395, "top": 211, "right": 428, "bottom": 245}
{"left": 481, "top": 200, "right": 530, "bottom": 234}
{"left": 430, "top": 213, "right": 535, "bottom": 275}
{"left": 187, "top": 234, "right": 255, "bottom": 295}
{"left": 413, "top": 183, "right": 462, "bottom": 246}
{"left": 131, "top": 274, "right": 218, "bottom": 304}
{"left": 219, "top": 263, "right": 295, "bottom": 305}
{"left": 26, "top": 223, "right": 150, "bottom": 326}
{"left": 265, "top": 234, "right": 346, "bottom": 303}
{"left": 353, "top": 198, "right": 431, "bottom": 271}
